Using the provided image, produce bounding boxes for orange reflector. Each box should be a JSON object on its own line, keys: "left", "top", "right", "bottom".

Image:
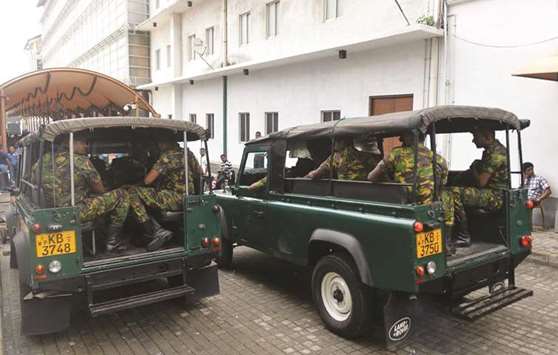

{"left": 525, "top": 200, "right": 535, "bottom": 209}
{"left": 413, "top": 221, "right": 424, "bottom": 233}
{"left": 211, "top": 237, "right": 221, "bottom": 248}
{"left": 415, "top": 265, "right": 425, "bottom": 278}
{"left": 35, "top": 264, "right": 45, "bottom": 274}
{"left": 32, "top": 223, "right": 41, "bottom": 233}
{"left": 520, "top": 235, "right": 533, "bottom": 248}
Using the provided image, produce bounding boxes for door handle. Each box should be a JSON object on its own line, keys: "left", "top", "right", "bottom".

{"left": 254, "top": 210, "right": 264, "bottom": 218}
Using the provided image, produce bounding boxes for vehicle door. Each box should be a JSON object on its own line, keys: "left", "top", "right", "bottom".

{"left": 233, "top": 146, "right": 271, "bottom": 252}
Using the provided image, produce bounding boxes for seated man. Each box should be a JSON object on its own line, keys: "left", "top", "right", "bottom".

{"left": 523, "top": 162, "right": 551, "bottom": 206}
{"left": 367, "top": 132, "right": 454, "bottom": 253}
{"left": 450, "top": 128, "right": 509, "bottom": 247}
{"left": 38, "top": 134, "right": 131, "bottom": 252}
{"left": 127, "top": 134, "right": 202, "bottom": 251}
{"left": 306, "top": 137, "right": 380, "bottom": 181}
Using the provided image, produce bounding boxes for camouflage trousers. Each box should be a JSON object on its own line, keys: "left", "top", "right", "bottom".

{"left": 78, "top": 188, "right": 129, "bottom": 225}
{"left": 440, "top": 189, "right": 455, "bottom": 227}
{"left": 450, "top": 187, "right": 503, "bottom": 217}
{"left": 127, "top": 186, "right": 182, "bottom": 224}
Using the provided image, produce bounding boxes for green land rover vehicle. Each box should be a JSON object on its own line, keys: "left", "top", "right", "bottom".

{"left": 215, "top": 106, "right": 534, "bottom": 346}
{"left": 2, "top": 69, "right": 221, "bottom": 335}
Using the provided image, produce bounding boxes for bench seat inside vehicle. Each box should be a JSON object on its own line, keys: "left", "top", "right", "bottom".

{"left": 284, "top": 178, "right": 411, "bottom": 204}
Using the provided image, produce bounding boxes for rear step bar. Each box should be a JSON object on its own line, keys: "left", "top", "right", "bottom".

{"left": 451, "top": 287, "right": 533, "bottom": 321}
{"left": 89, "top": 285, "right": 194, "bottom": 317}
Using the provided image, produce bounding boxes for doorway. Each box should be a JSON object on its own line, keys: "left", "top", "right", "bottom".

{"left": 369, "top": 95, "right": 413, "bottom": 157}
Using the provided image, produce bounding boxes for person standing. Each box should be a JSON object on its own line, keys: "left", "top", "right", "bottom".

{"left": 523, "top": 162, "right": 551, "bottom": 205}
{"left": 7, "top": 146, "right": 18, "bottom": 182}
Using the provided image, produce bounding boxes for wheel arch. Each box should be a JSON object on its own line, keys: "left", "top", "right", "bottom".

{"left": 308, "top": 229, "right": 373, "bottom": 286}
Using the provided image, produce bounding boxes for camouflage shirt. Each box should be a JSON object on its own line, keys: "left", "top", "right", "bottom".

{"left": 39, "top": 152, "right": 102, "bottom": 207}
{"left": 385, "top": 143, "right": 448, "bottom": 205}
{"left": 318, "top": 146, "right": 379, "bottom": 180}
{"left": 478, "top": 140, "right": 508, "bottom": 189}
{"left": 152, "top": 148, "right": 201, "bottom": 194}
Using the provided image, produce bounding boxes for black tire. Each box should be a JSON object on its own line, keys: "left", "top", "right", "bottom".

{"left": 216, "top": 238, "right": 233, "bottom": 269}
{"left": 311, "top": 253, "right": 371, "bottom": 339}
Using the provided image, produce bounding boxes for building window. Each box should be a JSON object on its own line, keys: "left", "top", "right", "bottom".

{"left": 239, "top": 113, "right": 250, "bottom": 142}
{"left": 190, "top": 113, "right": 197, "bottom": 124}
{"left": 266, "top": 1, "right": 279, "bottom": 38}
{"left": 205, "top": 27, "right": 215, "bottom": 55}
{"left": 206, "top": 114, "right": 215, "bottom": 139}
{"left": 166, "top": 44, "right": 171, "bottom": 67}
{"left": 321, "top": 110, "right": 341, "bottom": 122}
{"left": 188, "top": 34, "right": 196, "bottom": 61}
{"left": 265, "top": 112, "right": 279, "bottom": 134}
{"left": 239, "top": 12, "right": 250, "bottom": 45}
{"left": 155, "top": 49, "right": 161, "bottom": 70}
{"left": 324, "top": 0, "right": 338, "bottom": 21}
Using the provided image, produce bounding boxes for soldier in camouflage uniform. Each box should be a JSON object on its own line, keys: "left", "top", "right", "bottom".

{"left": 127, "top": 135, "right": 202, "bottom": 251}
{"left": 367, "top": 132, "right": 454, "bottom": 253}
{"left": 38, "top": 134, "right": 130, "bottom": 252}
{"left": 450, "top": 128, "right": 509, "bottom": 247}
{"left": 305, "top": 137, "right": 380, "bottom": 181}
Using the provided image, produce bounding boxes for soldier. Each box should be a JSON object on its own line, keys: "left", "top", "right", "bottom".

{"left": 367, "top": 132, "right": 454, "bottom": 252}
{"left": 305, "top": 137, "right": 380, "bottom": 181}
{"left": 39, "top": 134, "right": 130, "bottom": 252}
{"left": 450, "top": 127, "right": 508, "bottom": 247}
{"left": 127, "top": 133, "right": 202, "bottom": 251}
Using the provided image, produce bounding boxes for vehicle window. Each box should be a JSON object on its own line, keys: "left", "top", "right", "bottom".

{"left": 239, "top": 151, "right": 268, "bottom": 186}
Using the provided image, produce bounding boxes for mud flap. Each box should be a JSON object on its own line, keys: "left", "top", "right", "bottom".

{"left": 382, "top": 292, "right": 419, "bottom": 350}
{"left": 21, "top": 292, "right": 73, "bottom": 336}
{"left": 186, "top": 263, "right": 220, "bottom": 302}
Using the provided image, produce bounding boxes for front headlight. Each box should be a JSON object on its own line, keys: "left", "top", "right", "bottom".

{"left": 48, "top": 260, "right": 62, "bottom": 274}
{"left": 426, "top": 261, "right": 437, "bottom": 275}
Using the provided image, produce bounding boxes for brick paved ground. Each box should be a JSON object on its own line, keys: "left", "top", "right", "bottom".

{"left": 2, "top": 244, "right": 558, "bottom": 355}
{"left": 531, "top": 230, "right": 558, "bottom": 268}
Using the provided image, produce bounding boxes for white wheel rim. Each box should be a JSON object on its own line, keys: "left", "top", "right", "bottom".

{"left": 320, "top": 272, "right": 352, "bottom": 322}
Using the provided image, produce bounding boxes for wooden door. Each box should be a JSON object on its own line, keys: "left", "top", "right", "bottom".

{"left": 369, "top": 95, "right": 413, "bottom": 157}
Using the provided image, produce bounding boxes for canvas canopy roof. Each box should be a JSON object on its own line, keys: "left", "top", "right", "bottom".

{"left": 20, "top": 116, "right": 207, "bottom": 145}
{"left": 252, "top": 105, "right": 528, "bottom": 144}
{"left": 0, "top": 68, "right": 158, "bottom": 118}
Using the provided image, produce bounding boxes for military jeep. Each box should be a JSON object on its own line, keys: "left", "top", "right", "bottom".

{"left": 1, "top": 68, "right": 223, "bottom": 335}
{"left": 215, "top": 106, "right": 534, "bottom": 346}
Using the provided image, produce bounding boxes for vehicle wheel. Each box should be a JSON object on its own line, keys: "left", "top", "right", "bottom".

{"left": 312, "top": 253, "right": 371, "bottom": 339}
{"left": 216, "top": 238, "right": 233, "bottom": 269}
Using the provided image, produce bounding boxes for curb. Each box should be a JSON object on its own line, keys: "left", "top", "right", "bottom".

{"left": 525, "top": 252, "right": 558, "bottom": 268}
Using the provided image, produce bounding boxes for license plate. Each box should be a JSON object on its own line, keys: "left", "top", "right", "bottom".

{"left": 35, "top": 231, "right": 77, "bottom": 258}
{"left": 416, "top": 229, "right": 442, "bottom": 258}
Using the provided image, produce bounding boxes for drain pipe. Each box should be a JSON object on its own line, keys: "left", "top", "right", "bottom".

{"left": 443, "top": 0, "right": 453, "bottom": 165}
{"left": 222, "top": 0, "right": 229, "bottom": 156}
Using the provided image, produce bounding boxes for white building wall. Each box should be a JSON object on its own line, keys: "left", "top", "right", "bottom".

{"left": 152, "top": 85, "right": 174, "bottom": 118}
{"left": 447, "top": 0, "right": 558, "bottom": 225}
{"left": 217, "top": 41, "right": 426, "bottom": 163}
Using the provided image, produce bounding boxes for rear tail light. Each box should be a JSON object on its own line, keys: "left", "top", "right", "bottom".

{"left": 525, "top": 200, "right": 535, "bottom": 209}
{"left": 32, "top": 223, "right": 41, "bottom": 233}
{"left": 35, "top": 264, "right": 45, "bottom": 275}
{"left": 48, "top": 260, "right": 62, "bottom": 274}
{"left": 211, "top": 237, "right": 221, "bottom": 248}
{"left": 413, "top": 221, "right": 424, "bottom": 233}
{"left": 201, "top": 238, "right": 210, "bottom": 248}
{"left": 415, "top": 265, "right": 425, "bottom": 278}
{"left": 426, "top": 261, "right": 437, "bottom": 275}
{"left": 520, "top": 235, "right": 533, "bottom": 248}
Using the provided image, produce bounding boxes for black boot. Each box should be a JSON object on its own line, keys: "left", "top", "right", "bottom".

{"left": 454, "top": 213, "right": 471, "bottom": 248}
{"left": 106, "top": 224, "right": 126, "bottom": 252}
{"left": 146, "top": 218, "right": 173, "bottom": 252}
{"left": 445, "top": 226, "right": 456, "bottom": 256}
